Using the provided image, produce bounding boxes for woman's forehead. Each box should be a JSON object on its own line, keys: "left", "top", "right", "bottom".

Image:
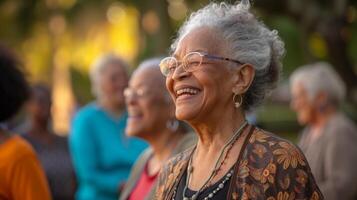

{"left": 174, "top": 27, "right": 226, "bottom": 57}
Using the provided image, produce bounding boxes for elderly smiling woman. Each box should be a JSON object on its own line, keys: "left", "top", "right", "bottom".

{"left": 155, "top": 1, "right": 323, "bottom": 200}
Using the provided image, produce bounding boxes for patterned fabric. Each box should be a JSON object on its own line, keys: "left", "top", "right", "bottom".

{"left": 155, "top": 126, "right": 324, "bottom": 200}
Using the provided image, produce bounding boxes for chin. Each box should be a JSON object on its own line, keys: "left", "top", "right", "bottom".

{"left": 125, "top": 125, "right": 141, "bottom": 137}
{"left": 175, "top": 104, "right": 198, "bottom": 121}
{"left": 297, "top": 115, "right": 310, "bottom": 126}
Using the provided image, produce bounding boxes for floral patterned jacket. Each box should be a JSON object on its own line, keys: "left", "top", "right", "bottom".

{"left": 155, "top": 126, "right": 324, "bottom": 200}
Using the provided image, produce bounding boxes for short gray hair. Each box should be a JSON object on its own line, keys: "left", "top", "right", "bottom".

{"left": 135, "top": 57, "right": 171, "bottom": 103}
{"left": 290, "top": 62, "right": 346, "bottom": 106}
{"left": 89, "top": 53, "right": 129, "bottom": 97}
{"left": 171, "top": 0, "right": 285, "bottom": 110}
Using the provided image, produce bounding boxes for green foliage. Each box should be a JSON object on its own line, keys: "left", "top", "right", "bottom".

{"left": 70, "top": 67, "right": 94, "bottom": 106}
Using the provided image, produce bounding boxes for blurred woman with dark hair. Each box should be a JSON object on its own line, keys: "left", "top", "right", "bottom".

{"left": 22, "top": 84, "right": 75, "bottom": 200}
{"left": 0, "top": 44, "right": 51, "bottom": 200}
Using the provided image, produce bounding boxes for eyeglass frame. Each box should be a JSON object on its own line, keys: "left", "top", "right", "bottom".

{"left": 123, "top": 87, "right": 150, "bottom": 99}
{"left": 159, "top": 51, "right": 245, "bottom": 77}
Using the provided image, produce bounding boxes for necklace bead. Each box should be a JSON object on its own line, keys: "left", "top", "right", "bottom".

{"left": 180, "top": 121, "right": 247, "bottom": 200}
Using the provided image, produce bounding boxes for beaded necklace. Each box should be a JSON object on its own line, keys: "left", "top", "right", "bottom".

{"left": 181, "top": 121, "right": 248, "bottom": 200}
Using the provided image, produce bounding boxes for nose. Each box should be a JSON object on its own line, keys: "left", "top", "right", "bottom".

{"left": 124, "top": 90, "right": 137, "bottom": 106}
{"left": 171, "top": 64, "right": 190, "bottom": 81}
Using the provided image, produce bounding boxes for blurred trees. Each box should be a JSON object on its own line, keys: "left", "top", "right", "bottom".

{"left": 0, "top": 0, "right": 356, "bottom": 133}
{"left": 254, "top": 0, "right": 357, "bottom": 103}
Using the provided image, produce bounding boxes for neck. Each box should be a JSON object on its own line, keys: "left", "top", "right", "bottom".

{"left": 98, "top": 99, "right": 125, "bottom": 117}
{"left": 146, "top": 128, "right": 183, "bottom": 176}
{"left": 148, "top": 129, "right": 182, "bottom": 162}
{"left": 192, "top": 110, "right": 246, "bottom": 151}
{"left": 310, "top": 106, "right": 337, "bottom": 130}
{"left": 27, "top": 120, "right": 54, "bottom": 143}
{"left": 30, "top": 119, "right": 49, "bottom": 131}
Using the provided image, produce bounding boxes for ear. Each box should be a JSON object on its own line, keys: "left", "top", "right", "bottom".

{"left": 231, "top": 64, "right": 255, "bottom": 94}
{"left": 314, "top": 91, "right": 329, "bottom": 108}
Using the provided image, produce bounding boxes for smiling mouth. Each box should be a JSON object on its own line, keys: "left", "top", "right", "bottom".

{"left": 128, "top": 109, "right": 143, "bottom": 119}
{"left": 175, "top": 87, "right": 201, "bottom": 99}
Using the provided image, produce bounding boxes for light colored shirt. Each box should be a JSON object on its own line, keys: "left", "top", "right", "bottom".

{"left": 69, "top": 103, "right": 147, "bottom": 200}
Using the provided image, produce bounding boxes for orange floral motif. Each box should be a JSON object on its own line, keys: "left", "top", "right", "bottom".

{"left": 267, "top": 191, "right": 296, "bottom": 200}
{"left": 250, "top": 162, "right": 276, "bottom": 185}
{"left": 273, "top": 141, "right": 306, "bottom": 169}
{"left": 296, "top": 169, "right": 308, "bottom": 187}
{"left": 236, "top": 183, "right": 264, "bottom": 199}
{"left": 310, "top": 191, "right": 321, "bottom": 200}
{"left": 262, "top": 162, "right": 277, "bottom": 184}
{"left": 238, "top": 159, "right": 250, "bottom": 179}
{"left": 232, "top": 192, "right": 239, "bottom": 200}
{"left": 252, "top": 143, "right": 267, "bottom": 158}
{"left": 278, "top": 174, "right": 291, "bottom": 190}
{"left": 249, "top": 131, "right": 270, "bottom": 144}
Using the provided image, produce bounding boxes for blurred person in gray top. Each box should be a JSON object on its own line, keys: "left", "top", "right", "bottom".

{"left": 22, "top": 84, "right": 75, "bottom": 200}
{"left": 290, "top": 62, "right": 357, "bottom": 200}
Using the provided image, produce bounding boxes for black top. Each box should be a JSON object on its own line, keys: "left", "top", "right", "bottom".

{"left": 173, "top": 168, "right": 232, "bottom": 200}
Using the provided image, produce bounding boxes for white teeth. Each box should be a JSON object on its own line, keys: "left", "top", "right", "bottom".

{"left": 176, "top": 88, "right": 199, "bottom": 96}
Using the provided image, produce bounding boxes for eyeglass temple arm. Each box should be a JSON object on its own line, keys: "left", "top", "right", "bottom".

{"left": 204, "top": 55, "right": 244, "bottom": 65}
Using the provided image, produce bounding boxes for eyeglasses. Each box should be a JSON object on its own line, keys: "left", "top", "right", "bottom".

{"left": 159, "top": 51, "right": 244, "bottom": 77}
{"left": 123, "top": 87, "right": 149, "bottom": 99}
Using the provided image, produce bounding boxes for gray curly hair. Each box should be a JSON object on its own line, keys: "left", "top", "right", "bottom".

{"left": 290, "top": 62, "right": 346, "bottom": 106}
{"left": 89, "top": 53, "right": 129, "bottom": 98}
{"left": 171, "top": 0, "right": 285, "bottom": 110}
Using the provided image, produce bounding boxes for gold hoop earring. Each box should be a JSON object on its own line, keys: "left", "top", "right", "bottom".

{"left": 233, "top": 93, "right": 243, "bottom": 108}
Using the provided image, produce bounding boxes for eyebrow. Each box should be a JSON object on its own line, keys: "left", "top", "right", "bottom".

{"left": 172, "top": 49, "right": 209, "bottom": 58}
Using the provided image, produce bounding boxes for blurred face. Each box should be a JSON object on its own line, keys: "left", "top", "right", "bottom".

{"left": 99, "top": 64, "right": 128, "bottom": 108}
{"left": 27, "top": 89, "right": 51, "bottom": 124}
{"left": 290, "top": 82, "right": 317, "bottom": 125}
{"left": 166, "top": 27, "right": 235, "bottom": 123}
{"left": 125, "top": 67, "right": 171, "bottom": 140}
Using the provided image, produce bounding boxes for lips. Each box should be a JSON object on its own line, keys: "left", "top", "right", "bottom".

{"left": 174, "top": 85, "right": 201, "bottom": 99}
{"left": 128, "top": 108, "right": 143, "bottom": 120}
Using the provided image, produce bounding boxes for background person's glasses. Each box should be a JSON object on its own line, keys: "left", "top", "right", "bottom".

{"left": 124, "top": 87, "right": 148, "bottom": 99}
{"left": 159, "top": 51, "right": 244, "bottom": 77}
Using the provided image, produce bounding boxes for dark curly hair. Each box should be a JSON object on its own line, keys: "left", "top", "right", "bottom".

{"left": 0, "top": 44, "right": 30, "bottom": 122}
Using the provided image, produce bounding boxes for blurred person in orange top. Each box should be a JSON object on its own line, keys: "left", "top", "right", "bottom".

{"left": 21, "top": 84, "right": 75, "bottom": 200}
{"left": 290, "top": 62, "right": 357, "bottom": 200}
{"left": 0, "top": 44, "right": 52, "bottom": 200}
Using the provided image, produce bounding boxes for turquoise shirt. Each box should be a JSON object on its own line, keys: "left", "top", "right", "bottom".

{"left": 69, "top": 103, "right": 147, "bottom": 200}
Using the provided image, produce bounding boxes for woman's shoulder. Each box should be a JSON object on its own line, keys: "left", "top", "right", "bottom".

{"left": 1, "top": 135, "right": 36, "bottom": 156}
{"left": 247, "top": 127, "right": 307, "bottom": 168}
{"left": 0, "top": 135, "right": 39, "bottom": 167}
{"left": 155, "top": 147, "right": 194, "bottom": 199}
{"left": 236, "top": 127, "right": 323, "bottom": 199}
{"left": 73, "top": 102, "right": 101, "bottom": 121}
{"left": 162, "top": 146, "right": 193, "bottom": 173}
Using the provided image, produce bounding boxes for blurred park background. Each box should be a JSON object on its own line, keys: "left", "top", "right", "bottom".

{"left": 1, "top": 0, "right": 356, "bottom": 141}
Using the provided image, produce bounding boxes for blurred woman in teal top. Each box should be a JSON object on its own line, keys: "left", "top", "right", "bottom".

{"left": 69, "top": 54, "right": 147, "bottom": 200}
